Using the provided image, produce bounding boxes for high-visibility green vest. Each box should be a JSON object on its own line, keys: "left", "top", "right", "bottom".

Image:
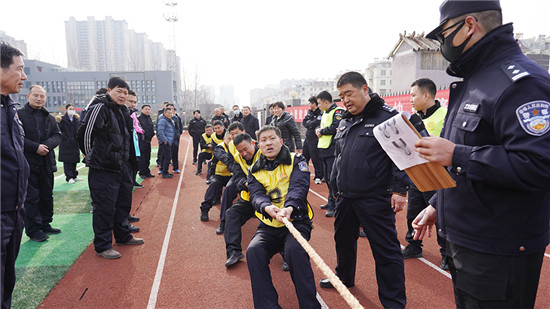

{"left": 423, "top": 107, "right": 447, "bottom": 137}
{"left": 252, "top": 153, "right": 313, "bottom": 228}
{"left": 233, "top": 147, "right": 261, "bottom": 202}
{"left": 318, "top": 106, "right": 345, "bottom": 149}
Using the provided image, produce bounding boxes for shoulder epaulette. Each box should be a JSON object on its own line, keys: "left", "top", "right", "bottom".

{"left": 382, "top": 105, "right": 395, "bottom": 113}
{"left": 500, "top": 60, "right": 530, "bottom": 83}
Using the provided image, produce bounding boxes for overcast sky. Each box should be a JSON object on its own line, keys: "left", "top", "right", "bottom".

{"left": 2, "top": 0, "right": 549, "bottom": 104}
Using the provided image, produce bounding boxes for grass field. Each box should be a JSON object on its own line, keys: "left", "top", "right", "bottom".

{"left": 11, "top": 146, "right": 158, "bottom": 309}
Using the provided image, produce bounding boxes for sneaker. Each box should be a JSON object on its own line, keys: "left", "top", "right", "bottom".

{"left": 43, "top": 225, "right": 61, "bottom": 234}
{"left": 216, "top": 221, "right": 225, "bottom": 235}
{"left": 192, "top": 160, "right": 197, "bottom": 165}
{"left": 200, "top": 211, "right": 209, "bottom": 222}
{"left": 128, "top": 215, "right": 140, "bottom": 222}
{"left": 158, "top": 170, "right": 162, "bottom": 174}
{"left": 402, "top": 245, "right": 423, "bottom": 259}
{"left": 325, "top": 209, "right": 335, "bottom": 217}
{"left": 29, "top": 232, "right": 49, "bottom": 242}
{"left": 315, "top": 178, "right": 322, "bottom": 184}
{"left": 134, "top": 183, "right": 144, "bottom": 188}
{"left": 281, "top": 261, "right": 290, "bottom": 271}
{"left": 440, "top": 257, "right": 449, "bottom": 271}
{"left": 145, "top": 174, "right": 155, "bottom": 178}
{"left": 173, "top": 169, "right": 180, "bottom": 174}
{"left": 115, "top": 237, "right": 145, "bottom": 246}
{"left": 225, "top": 251, "right": 245, "bottom": 268}
{"left": 162, "top": 173, "right": 174, "bottom": 179}
{"left": 358, "top": 229, "right": 367, "bottom": 238}
{"left": 206, "top": 179, "right": 211, "bottom": 185}
{"left": 195, "top": 170, "right": 202, "bottom": 175}
{"left": 126, "top": 224, "right": 140, "bottom": 233}
{"left": 97, "top": 248, "right": 121, "bottom": 259}
{"left": 68, "top": 178, "right": 76, "bottom": 184}
{"left": 74, "top": 177, "right": 83, "bottom": 181}
{"left": 320, "top": 203, "right": 329, "bottom": 210}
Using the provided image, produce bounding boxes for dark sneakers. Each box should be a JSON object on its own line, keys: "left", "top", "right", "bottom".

{"left": 440, "top": 257, "right": 449, "bottom": 270}
{"left": 162, "top": 173, "right": 174, "bottom": 179}
{"left": 225, "top": 251, "right": 245, "bottom": 267}
{"left": 402, "top": 245, "right": 423, "bottom": 259}
{"left": 281, "top": 261, "right": 290, "bottom": 271}
{"left": 43, "top": 225, "right": 61, "bottom": 234}
{"left": 325, "top": 209, "right": 335, "bottom": 217}
{"left": 319, "top": 278, "right": 354, "bottom": 289}
{"left": 115, "top": 237, "right": 145, "bottom": 246}
{"left": 200, "top": 210, "right": 209, "bottom": 222}
{"left": 216, "top": 221, "right": 225, "bottom": 235}
{"left": 29, "top": 232, "right": 49, "bottom": 242}
{"left": 97, "top": 248, "right": 121, "bottom": 259}
{"left": 320, "top": 203, "right": 329, "bottom": 210}
{"left": 128, "top": 215, "right": 140, "bottom": 222}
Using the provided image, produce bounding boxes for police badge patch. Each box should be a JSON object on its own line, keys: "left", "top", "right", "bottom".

{"left": 298, "top": 161, "right": 309, "bottom": 172}
{"left": 515, "top": 101, "right": 550, "bottom": 136}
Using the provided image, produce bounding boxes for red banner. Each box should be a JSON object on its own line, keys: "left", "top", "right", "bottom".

{"left": 288, "top": 90, "right": 450, "bottom": 122}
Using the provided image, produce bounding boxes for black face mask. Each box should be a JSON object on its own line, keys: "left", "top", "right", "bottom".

{"left": 441, "top": 24, "right": 471, "bottom": 63}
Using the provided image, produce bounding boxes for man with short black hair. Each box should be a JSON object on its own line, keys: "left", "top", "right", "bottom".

{"left": 188, "top": 109, "right": 207, "bottom": 164}
{"left": 239, "top": 106, "right": 259, "bottom": 140}
{"left": 414, "top": 1, "right": 550, "bottom": 307}
{"left": 77, "top": 76, "right": 144, "bottom": 259}
{"left": 138, "top": 104, "right": 155, "bottom": 178}
{"left": 302, "top": 97, "right": 323, "bottom": 184}
{"left": 231, "top": 104, "right": 243, "bottom": 123}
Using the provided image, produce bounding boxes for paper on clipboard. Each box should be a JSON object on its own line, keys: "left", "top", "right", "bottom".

{"left": 373, "top": 113, "right": 428, "bottom": 170}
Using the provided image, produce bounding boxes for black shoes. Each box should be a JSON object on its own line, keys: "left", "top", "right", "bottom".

{"left": 225, "top": 251, "right": 244, "bottom": 267}
{"left": 319, "top": 278, "right": 354, "bottom": 289}
{"left": 134, "top": 183, "right": 144, "bottom": 188}
{"left": 281, "top": 261, "right": 290, "bottom": 271}
{"left": 320, "top": 203, "right": 329, "bottom": 210}
{"left": 206, "top": 178, "right": 211, "bottom": 185}
{"left": 115, "top": 237, "right": 145, "bottom": 246}
{"left": 195, "top": 170, "right": 202, "bottom": 175}
{"left": 440, "top": 257, "right": 449, "bottom": 271}
{"left": 29, "top": 232, "right": 49, "bottom": 242}
{"left": 200, "top": 211, "right": 209, "bottom": 222}
{"left": 140, "top": 173, "right": 155, "bottom": 179}
{"left": 216, "top": 221, "right": 225, "bottom": 235}
{"left": 127, "top": 224, "right": 140, "bottom": 233}
{"left": 162, "top": 173, "right": 174, "bottom": 179}
{"left": 43, "top": 225, "right": 61, "bottom": 234}
{"left": 358, "top": 229, "right": 367, "bottom": 238}
{"left": 192, "top": 160, "right": 197, "bottom": 165}
{"left": 402, "top": 245, "right": 423, "bottom": 259}
{"left": 128, "top": 215, "right": 140, "bottom": 222}
{"left": 325, "top": 209, "right": 335, "bottom": 217}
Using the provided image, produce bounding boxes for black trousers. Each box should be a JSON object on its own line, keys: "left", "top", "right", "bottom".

{"left": 224, "top": 199, "right": 255, "bottom": 256}
{"left": 63, "top": 161, "right": 78, "bottom": 181}
{"left": 246, "top": 221, "right": 320, "bottom": 309}
{"left": 200, "top": 175, "right": 231, "bottom": 212}
{"left": 159, "top": 143, "right": 172, "bottom": 175}
{"left": 219, "top": 177, "right": 238, "bottom": 222}
{"left": 171, "top": 137, "right": 180, "bottom": 170}
{"left": 405, "top": 184, "right": 446, "bottom": 256}
{"left": 196, "top": 152, "right": 212, "bottom": 173}
{"left": 191, "top": 134, "right": 201, "bottom": 162}
{"left": 88, "top": 164, "right": 133, "bottom": 252}
{"left": 138, "top": 141, "right": 152, "bottom": 176}
{"left": 334, "top": 195, "right": 406, "bottom": 309}
{"left": 1, "top": 208, "right": 24, "bottom": 309}
{"left": 302, "top": 137, "right": 323, "bottom": 179}
{"left": 447, "top": 241, "right": 544, "bottom": 309}
{"left": 321, "top": 156, "right": 336, "bottom": 210}
{"left": 24, "top": 164, "right": 54, "bottom": 237}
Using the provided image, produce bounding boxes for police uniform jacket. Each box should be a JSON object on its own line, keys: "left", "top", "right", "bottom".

{"left": 240, "top": 114, "right": 260, "bottom": 140}
{"left": 58, "top": 113, "right": 81, "bottom": 163}
{"left": 77, "top": 94, "right": 137, "bottom": 172}
{"left": 1, "top": 95, "right": 30, "bottom": 211}
{"left": 137, "top": 113, "right": 155, "bottom": 143}
{"left": 431, "top": 23, "right": 550, "bottom": 256}
{"left": 17, "top": 102, "right": 61, "bottom": 172}
{"left": 187, "top": 117, "right": 207, "bottom": 137}
{"left": 302, "top": 108, "right": 322, "bottom": 141}
{"left": 331, "top": 94, "right": 409, "bottom": 198}
{"left": 248, "top": 146, "right": 311, "bottom": 222}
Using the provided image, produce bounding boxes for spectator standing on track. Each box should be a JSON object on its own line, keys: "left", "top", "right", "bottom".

{"left": 269, "top": 101, "right": 302, "bottom": 152}
{"left": 171, "top": 106, "right": 183, "bottom": 174}
{"left": 138, "top": 104, "right": 155, "bottom": 178}
{"left": 18, "top": 85, "right": 62, "bottom": 242}
{"left": 401, "top": 78, "right": 448, "bottom": 269}
{"left": 239, "top": 106, "right": 259, "bottom": 140}
{"left": 413, "top": 1, "right": 550, "bottom": 307}
{"left": 57, "top": 103, "right": 82, "bottom": 184}
{"left": 157, "top": 107, "right": 176, "bottom": 179}
{"left": 315, "top": 91, "right": 345, "bottom": 217}
{"left": 223, "top": 133, "right": 261, "bottom": 267}
{"left": 219, "top": 106, "right": 231, "bottom": 128}
{"left": 302, "top": 96, "right": 323, "bottom": 185}
{"left": 155, "top": 101, "right": 170, "bottom": 168}
{"left": 265, "top": 105, "right": 275, "bottom": 126}
{"left": 246, "top": 125, "right": 320, "bottom": 309}
{"left": 125, "top": 90, "right": 144, "bottom": 188}
{"left": 318, "top": 72, "right": 408, "bottom": 309}
{"left": 187, "top": 109, "right": 207, "bottom": 165}
{"left": 231, "top": 104, "right": 243, "bottom": 123}
{"left": 77, "top": 76, "right": 144, "bottom": 259}
{"left": 1, "top": 42, "right": 30, "bottom": 308}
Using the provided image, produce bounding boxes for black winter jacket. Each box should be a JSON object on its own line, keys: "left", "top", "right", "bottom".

{"left": 270, "top": 111, "right": 302, "bottom": 152}
{"left": 188, "top": 117, "right": 207, "bottom": 137}
{"left": 58, "top": 113, "right": 81, "bottom": 163}
{"left": 17, "top": 103, "right": 61, "bottom": 172}
{"left": 302, "top": 108, "right": 322, "bottom": 141}
{"left": 137, "top": 113, "right": 155, "bottom": 143}
{"left": 240, "top": 114, "right": 260, "bottom": 140}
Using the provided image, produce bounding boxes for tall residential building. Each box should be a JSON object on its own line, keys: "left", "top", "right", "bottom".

{"left": 0, "top": 30, "right": 28, "bottom": 57}
{"left": 65, "top": 16, "right": 171, "bottom": 72}
{"left": 365, "top": 58, "right": 392, "bottom": 97}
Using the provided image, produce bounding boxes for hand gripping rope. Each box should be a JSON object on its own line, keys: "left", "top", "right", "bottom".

{"left": 281, "top": 217, "right": 365, "bottom": 309}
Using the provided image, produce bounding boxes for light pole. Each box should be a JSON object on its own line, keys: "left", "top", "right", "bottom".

{"left": 164, "top": 0, "right": 179, "bottom": 107}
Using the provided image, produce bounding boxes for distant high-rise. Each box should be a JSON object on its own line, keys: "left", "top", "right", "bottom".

{"left": 0, "top": 31, "right": 27, "bottom": 56}
{"left": 64, "top": 16, "right": 172, "bottom": 72}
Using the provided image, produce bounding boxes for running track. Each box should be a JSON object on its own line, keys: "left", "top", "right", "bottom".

{"left": 41, "top": 132, "right": 550, "bottom": 308}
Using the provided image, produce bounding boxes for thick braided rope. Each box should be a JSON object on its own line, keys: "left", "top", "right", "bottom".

{"left": 282, "top": 217, "right": 365, "bottom": 309}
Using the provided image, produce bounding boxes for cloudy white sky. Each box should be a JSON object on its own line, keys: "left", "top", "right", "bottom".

{"left": 2, "top": 0, "right": 549, "bottom": 103}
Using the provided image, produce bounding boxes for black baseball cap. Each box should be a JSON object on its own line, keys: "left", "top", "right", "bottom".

{"left": 426, "top": 0, "right": 501, "bottom": 40}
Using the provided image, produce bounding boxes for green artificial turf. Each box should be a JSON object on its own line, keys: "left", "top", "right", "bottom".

{"left": 12, "top": 266, "right": 70, "bottom": 309}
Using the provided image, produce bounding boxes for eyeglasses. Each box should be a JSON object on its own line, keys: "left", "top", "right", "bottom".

{"left": 435, "top": 19, "right": 465, "bottom": 44}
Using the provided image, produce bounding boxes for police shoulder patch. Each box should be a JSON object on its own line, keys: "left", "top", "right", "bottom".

{"left": 500, "top": 61, "right": 530, "bottom": 83}
{"left": 382, "top": 105, "right": 395, "bottom": 113}
{"left": 515, "top": 101, "right": 550, "bottom": 136}
{"left": 298, "top": 161, "right": 309, "bottom": 172}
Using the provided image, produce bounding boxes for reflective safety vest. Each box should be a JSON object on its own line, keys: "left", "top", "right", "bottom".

{"left": 423, "top": 107, "right": 447, "bottom": 137}
{"left": 252, "top": 153, "right": 314, "bottom": 228}
{"left": 201, "top": 133, "right": 223, "bottom": 153}
{"left": 227, "top": 140, "right": 237, "bottom": 157}
{"left": 215, "top": 143, "right": 232, "bottom": 176}
{"left": 233, "top": 148, "right": 262, "bottom": 202}
{"left": 318, "top": 106, "right": 345, "bottom": 149}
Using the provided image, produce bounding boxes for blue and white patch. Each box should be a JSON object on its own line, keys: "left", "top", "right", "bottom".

{"left": 298, "top": 161, "right": 309, "bottom": 172}
{"left": 515, "top": 101, "right": 550, "bottom": 136}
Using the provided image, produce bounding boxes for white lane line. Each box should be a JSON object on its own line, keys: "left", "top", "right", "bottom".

{"left": 147, "top": 139, "right": 191, "bottom": 309}
{"left": 308, "top": 188, "right": 452, "bottom": 280}
{"left": 54, "top": 164, "right": 86, "bottom": 180}
{"left": 317, "top": 292, "right": 329, "bottom": 309}
{"left": 545, "top": 253, "right": 550, "bottom": 259}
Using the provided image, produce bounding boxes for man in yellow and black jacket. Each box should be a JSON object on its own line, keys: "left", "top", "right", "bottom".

{"left": 223, "top": 133, "right": 261, "bottom": 267}
{"left": 196, "top": 122, "right": 224, "bottom": 175}
{"left": 246, "top": 125, "right": 320, "bottom": 309}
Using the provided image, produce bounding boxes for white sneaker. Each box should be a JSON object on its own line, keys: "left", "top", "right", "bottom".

{"left": 74, "top": 177, "right": 83, "bottom": 182}
{"left": 68, "top": 178, "right": 76, "bottom": 184}
{"left": 315, "top": 178, "right": 322, "bottom": 185}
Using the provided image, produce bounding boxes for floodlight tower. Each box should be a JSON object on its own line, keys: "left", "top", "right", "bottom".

{"left": 164, "top": 0, "right": 179, "bottom": 105}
